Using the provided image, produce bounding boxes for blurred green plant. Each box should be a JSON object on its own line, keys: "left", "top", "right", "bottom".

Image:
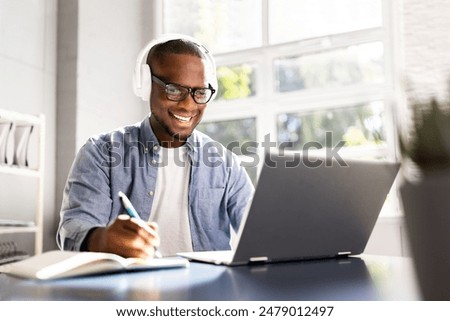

{"left": 399, "top": 96, "right": 450, "bottom": 171}
{"left": 216, "top": 65, "right": 254, "bottom": 100}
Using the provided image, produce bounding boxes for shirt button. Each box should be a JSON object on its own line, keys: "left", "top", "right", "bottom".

{"left": 148, "top": 191, "right": 154, "bottom": 196}
{"left": 144, "top": 147, "right": 149, "bottom": 153}
{"left": 153, "top": 145, "right": 159, "bottom": 151}
{"left": 151, "top": 159, "right": 157, "bottom": 165}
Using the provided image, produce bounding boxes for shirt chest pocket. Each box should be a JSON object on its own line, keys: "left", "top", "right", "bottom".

{"left": 196, "top": 187, "right": 226, "bottom": 230}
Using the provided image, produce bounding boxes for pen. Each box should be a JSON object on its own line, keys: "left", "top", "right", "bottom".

{"left": 118, "top": 191, "right": 162, "bottom": 258}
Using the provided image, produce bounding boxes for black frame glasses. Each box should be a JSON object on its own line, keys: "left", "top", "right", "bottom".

{"left": 151, "top": 74, "right": 216, "bottom": 104}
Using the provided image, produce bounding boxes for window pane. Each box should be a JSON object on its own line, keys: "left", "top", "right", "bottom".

{"left": 269, "top": 0, "right": 382, "bottom": 44}
{"left": 196, "top": 118, "right": 257, "bottom": 156}
{"left": 277, "top": 102, "right": 386, "bottom": 152}
{"left": 163, "top": 0, "right": 262, "bottom": 53}
{"left": 275, "top": 42, "right": 384, "bottom": 93}
{"left": 216, "top": 63, "right": 257, "bottom": 101}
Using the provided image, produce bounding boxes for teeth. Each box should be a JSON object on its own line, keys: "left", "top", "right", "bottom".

{"left": 173, "top": 114, "right": 191, "bottom": 122}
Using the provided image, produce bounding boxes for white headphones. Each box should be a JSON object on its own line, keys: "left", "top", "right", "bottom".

{"left": 133, "top": 33, "right": 218, "bottom": 102}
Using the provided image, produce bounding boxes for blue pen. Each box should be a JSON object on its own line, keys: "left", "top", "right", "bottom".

{"left": 118, "top": 191, "right": 162, "bottom": 258}
{"left": 118, "top": 191, "right": 140, "bottom": 218}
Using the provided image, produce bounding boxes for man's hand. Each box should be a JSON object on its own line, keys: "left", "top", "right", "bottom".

{"left": 87, "top": 215, "right": 160, "bottom": 258}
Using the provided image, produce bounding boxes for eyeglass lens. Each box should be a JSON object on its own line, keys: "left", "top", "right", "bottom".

{"left": 165, "top": 84, "right": 212, "bottom": 104}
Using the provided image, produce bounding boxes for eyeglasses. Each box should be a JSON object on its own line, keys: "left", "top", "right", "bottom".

{"left": 151, "top": 74, "right": 216, "bottom": 104}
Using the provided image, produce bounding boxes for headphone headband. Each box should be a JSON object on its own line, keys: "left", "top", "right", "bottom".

{"left": 133, "top": 33, "right": 217, "bottom": 102}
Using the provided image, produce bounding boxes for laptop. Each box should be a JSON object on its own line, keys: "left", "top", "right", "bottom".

{"left": 178, "top": 152, "right": 400, "bottom": 266}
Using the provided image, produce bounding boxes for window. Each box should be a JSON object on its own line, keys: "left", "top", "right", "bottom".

{"left": 274, "top": 42, "right": 384, "bottom": 92}
{"left": 196, "top": 118, "right": 257, "bottom": 154}
{"left": 268, "top": 0, "right": 382, "bottom": 44}
{"left": 216, "top": 63, "right": 257, "bottom": 101}
{"left": 163, "top": 0, "right": 262, "bottom": 53}
{"left": 277, "top": 102, "right": 386, "bottom": 154}
{"left": 160, "top": 0, "right": 398, "bottom": 216}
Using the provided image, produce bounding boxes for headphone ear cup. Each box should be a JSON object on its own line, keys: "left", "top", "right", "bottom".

{"left": 140, "top": 64, "right": 152, "bottom": 101}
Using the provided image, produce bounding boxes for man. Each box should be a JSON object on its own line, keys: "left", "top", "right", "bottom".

{"left": 56, "top": 35, "right": 254, "bottom": 258}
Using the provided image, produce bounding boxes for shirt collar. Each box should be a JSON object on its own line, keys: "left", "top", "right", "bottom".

{"left": 139, "top": 114, "right": 198, "bottom": 156}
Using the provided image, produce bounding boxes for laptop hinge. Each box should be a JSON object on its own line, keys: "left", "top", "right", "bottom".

{"left": 249, "top": 256, "right": 268, "bottom": 263}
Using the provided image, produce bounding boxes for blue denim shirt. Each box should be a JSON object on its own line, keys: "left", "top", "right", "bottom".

{"left": 56, "top": 115, "right": 254, "bottom": 252}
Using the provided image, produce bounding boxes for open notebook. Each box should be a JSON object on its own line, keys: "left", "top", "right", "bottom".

{"left": 0, "top": 250, "right": 189, "bottom": 280}
{"left": 178, "top": 153, "right": 399, "bottom": 266}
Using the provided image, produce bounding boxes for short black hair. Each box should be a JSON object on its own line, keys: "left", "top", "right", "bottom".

{"left": 146, "top": 39, "right": 205, "bottom": 70}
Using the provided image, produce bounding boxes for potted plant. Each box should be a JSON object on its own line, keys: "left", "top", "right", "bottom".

{"left": 398, "top": 93, "right": 450, "bottom": 300}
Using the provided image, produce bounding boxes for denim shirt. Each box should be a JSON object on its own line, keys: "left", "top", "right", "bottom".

{"left": 56, "top": 115, "right": 254, "bottom": 252}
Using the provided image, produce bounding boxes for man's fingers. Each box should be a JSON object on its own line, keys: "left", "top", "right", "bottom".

{"left": 109, "top": 215, "right": 160, "bottom": 258}
{"left": 148, "top": 221, "right": 158, "bottom": 231}
{"left": 117, "top": 215, "right": 157, "bottom": 238}
{"left": 130, "top": 218, "right": 159, "bottom": 238}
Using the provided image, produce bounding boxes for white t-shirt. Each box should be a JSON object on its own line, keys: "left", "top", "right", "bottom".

{"left": 149, "top": 146, "right": 193, "bottom": 256}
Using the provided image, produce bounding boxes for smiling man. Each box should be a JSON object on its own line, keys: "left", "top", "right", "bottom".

{"left": 56, "top": 35, "right": 254, "bottom": 258}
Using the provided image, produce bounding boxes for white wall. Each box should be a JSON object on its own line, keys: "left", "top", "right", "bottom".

{"left": 76, "top": 0, "right": 149, "bottom": 149}
{"left": 0, "top": 0, "right": 57, "bottom": 251}
{"left": 401, "top": 0, "right": 450, "bottom": 101}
